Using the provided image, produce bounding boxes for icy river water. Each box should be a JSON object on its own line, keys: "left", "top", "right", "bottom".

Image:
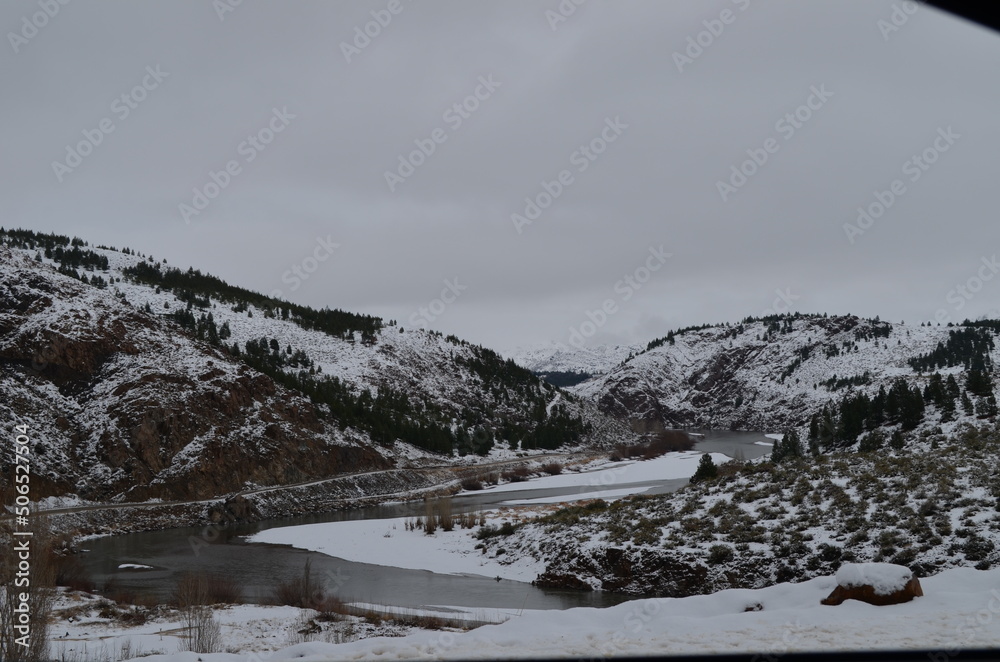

{"left": 78, "top": 430, "right": 771, "bottom": 612}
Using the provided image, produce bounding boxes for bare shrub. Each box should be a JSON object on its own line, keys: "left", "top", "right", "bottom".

{"left": 501, "top": 466, "right": 531, "bottom": 482}
{"left": 541, "top": 462, "right": 563, "bottom": 475}
{"left": 461, "top": 478, "right": 484, "bottom": 491}
{"left": 181, "top": 605, "right": 222, "bottom": 654}
{"left": 437, "top": 498, "right": 454, "bottom": 532}
{"left": 204, "top": 573, "right": 243, "bottom": 604}
{"left": 172, "top": 572, "right": 209, "bottom": 608}
{"left": 54, "top": 551, "right": 95, "bottom": 593}
{"left": 271, "top": 558, "right": 334, "bottom": 611}
{"left": 422, "top": 499, "right": 440, "bottom": 534}
{"left": 173, "top": 571, "right": 243, "bottom": 607}
{"left": 0, "top": 516, "right": 56, "bottom": 662}
{"left": 458, "top": 510, "right": 480, "bottom": 529}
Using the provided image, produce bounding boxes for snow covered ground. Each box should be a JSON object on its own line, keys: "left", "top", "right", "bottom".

{"left": 249, "top": 512, "right": 547, "bottom": 582}
{"left": 114, "top": 566, "right": 1000, "bottom": 660}
{"left": 247, "top": 451, "right": 731, "bottom": 582}
{"left": 49, "top": 597, "right": 310, "bottom": 661}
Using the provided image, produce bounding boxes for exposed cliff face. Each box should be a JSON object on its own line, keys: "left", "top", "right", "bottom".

{"left": 0, "top": 247, "right": 389, "bottom": 502}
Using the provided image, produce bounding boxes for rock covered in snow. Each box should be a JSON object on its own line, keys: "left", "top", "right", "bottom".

{"left": 821, "top": 563, "right": 923, "bottom": 606}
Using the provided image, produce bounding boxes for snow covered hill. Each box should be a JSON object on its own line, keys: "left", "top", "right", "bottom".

{"left": 0, "top": 245, "right": 387, "bottom": 502}
{"left": 509, "top": 341, "right": 644, "bottom": 376}
{"left": 0, "top": 230, "right": 631, "bottom": 504}
{"left": 571, "top": 315, "right": 1000, "bottom": 434}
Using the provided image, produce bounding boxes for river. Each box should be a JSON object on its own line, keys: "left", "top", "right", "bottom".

{"left": 77, "top": 430, "right": 772, "bottom": 612}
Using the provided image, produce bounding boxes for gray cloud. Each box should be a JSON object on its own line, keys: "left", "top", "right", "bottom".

{"left": 3, "top": 0, "right": 999, "bottom": 354}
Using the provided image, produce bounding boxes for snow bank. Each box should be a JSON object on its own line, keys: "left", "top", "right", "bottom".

{"left": 836, "top": 563, "right": 913, "bottom": 595}
{"left": 122, "top": 567, "right": 1000, "bottom": 661}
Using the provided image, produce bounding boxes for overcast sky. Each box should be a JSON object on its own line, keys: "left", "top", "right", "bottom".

{"left": 3, "top": 1, "right": 1000, "bottom": 354}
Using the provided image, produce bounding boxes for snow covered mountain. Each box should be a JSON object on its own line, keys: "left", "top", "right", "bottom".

{"left": 5, "top": 228, "right": 998, "bottom": 506}
{"left": 509, "top": 342, "right": 644, "bottom": 376}
{"left": 571, "top": 314, "right": 1000, "bottom": 435}
{"left": 0, "top": 230, "right": 629, "bottom": 504}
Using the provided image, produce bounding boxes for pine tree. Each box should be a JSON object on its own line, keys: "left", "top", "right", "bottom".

{"left": 783, "top": 428, "right": 803, "bottom": 459}
{"left": 940, "top": 394, "right": 956, "bottom": 423}
{"left": 946, "top": 374, "right": 961, "bottom": 401}
{"left": 859, "top": 429, "right": 884, "bottom": 453}
{"left": 691, "top": 454, "right": 718, "bottom": 483}
{"left": 819, "top": 406, "right": 836, "bottom": 450}
{"left": 966, "top": 369, "right": 992, "bottom": 397}
{"left": 974, "top": 394, "right": 997, "bottom": 418}
{"left": 962, "top": 391, "right": 975, "bottom": 416}
{"left": 771, "top": 436, "right": 784, "bottom": 463}
{"left": 890, "top": 429, "right": 905, "bottom": 450}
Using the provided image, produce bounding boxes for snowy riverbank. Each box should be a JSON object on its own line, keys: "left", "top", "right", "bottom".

{"left": 111, "top": 566, "right": 1000, "bottom": 660}
{"left": 247, "top": 451, "right": 732, "bottom": 581}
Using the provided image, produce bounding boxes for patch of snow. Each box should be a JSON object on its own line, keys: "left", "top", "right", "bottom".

{"left": 500, "top": 486, "right": 647, "bottom": 505}
{"left": 246, "top": 514, "right": 546, "bottom": 583}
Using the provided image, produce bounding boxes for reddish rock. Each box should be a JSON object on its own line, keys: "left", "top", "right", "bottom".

{"left": 821, "top": 575, "right": 923, "bottom": 606}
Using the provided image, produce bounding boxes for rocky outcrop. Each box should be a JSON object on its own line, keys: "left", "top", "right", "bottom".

{"left": 534, "top": 547, "right": 715, "bottom": 597}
